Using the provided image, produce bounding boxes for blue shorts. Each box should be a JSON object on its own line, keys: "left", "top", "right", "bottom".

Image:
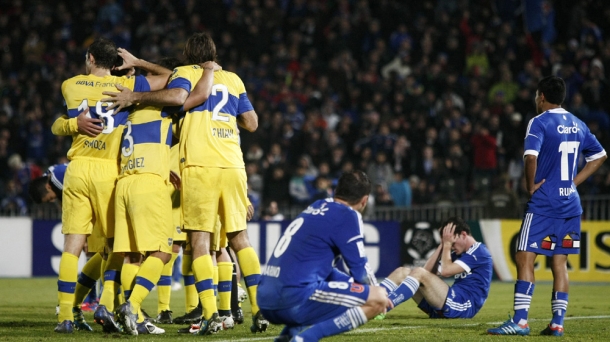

{"left": 260, "top": 280, "right": 370, "bottom": 326}
{"left": 518, "top": 213, "right": 581, "bottom": 256}
{"left": 418, "top": 288, "right": 478, "bottom": 319}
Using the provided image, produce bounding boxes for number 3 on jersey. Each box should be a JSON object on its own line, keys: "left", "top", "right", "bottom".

{"left": 78, "top": 99, "right": 115, "bottom": 134}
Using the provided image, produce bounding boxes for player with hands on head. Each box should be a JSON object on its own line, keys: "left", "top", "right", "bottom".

{"left": 379, "top": 217, "right": 492, "bottom": 320}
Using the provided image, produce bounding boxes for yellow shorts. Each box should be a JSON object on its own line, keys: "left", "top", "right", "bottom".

{"left": 114, "top": 174, "right": 173, "bottom": 253}
{"left": 168, "top": 183, "right": 187, "bottom": 242}
{"left": 181, "top": 167, "right": 247, "bottom": 233}
{"left": 86, "top": 225, "right": 106, "bottom": 254}
{"left": 62, "top": 158, "right": 118, "bottom": 240}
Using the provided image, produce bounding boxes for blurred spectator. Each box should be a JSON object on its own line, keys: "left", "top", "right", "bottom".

{"left": 262, "top": 200, "right": 284, "bottom": 221}
{"left": 289, "top": 167, "right": 310, "bottom": 205}
{"left": 310, "top": 176, "right": 332, "bottom": 202}
{"left": 366, "top": 152, "right": 393, "bottom": 190}
{"left": 388, "top": 172, "right": 412, "bottom": 207}
{"left": 373, "top": 184, "right": 394, "bottom": 207}
{"left": 1, "top": 179, "right": 27, "bottom": 215}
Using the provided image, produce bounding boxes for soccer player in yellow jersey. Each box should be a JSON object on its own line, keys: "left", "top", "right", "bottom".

{"left": 112, "top": 53, "right": 221, "bottom": 335}
{"left": 102, "top": 32, "right": 267, "bottom": 335}
{"left": 51, "top": 37, "right": 172, "bottom": 333}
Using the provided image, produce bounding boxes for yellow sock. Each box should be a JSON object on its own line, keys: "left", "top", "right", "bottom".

{"left": 99, "top": 252, "right": 123, "bottom": 311}
{"left": 157, "top": 253, "right": 177, "bottom": 314}
{"left": 217, "top": 261, "right": 233, "bottom": 316}
{"left": 73, "top": 253, "right": 102, "bottom": 308}
{"left": 129, "top": 256, "right": 164, "bottom": 320}
{"left": 237, "top": 247, "right": 261, "bottom": 314}
{"left": 192, "top": 255, "right": 216, "bottom": 319}
{"left": 120, "top": 263, "right": 140, "bottom": 302}
{"left": 182, "top": 254, "right": 198, "bottom": 313}
{"left": 57, "top": 252, "right": 79, "bottom": 322}
{"left": 213, "top": 265, "right": 219, "bottom": 297}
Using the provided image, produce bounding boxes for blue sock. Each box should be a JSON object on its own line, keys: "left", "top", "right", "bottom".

{"left": 513, "top": 280, "right": 535, "bottom": 325}
{"left": 550, "top": 291, "right": 568, "bottom": 327}
{"left": 380, "top": 278, "right": 398, "bottom": 293}
{"left": 387, "top": 276, "right": 420, "bottom": 311}
{"left": 298, "top": 307, "right": 367, "bottom": 340}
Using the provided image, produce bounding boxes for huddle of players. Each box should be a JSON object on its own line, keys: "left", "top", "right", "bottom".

{"left": 47, "top": 33, "right": 268, "bottom": 336}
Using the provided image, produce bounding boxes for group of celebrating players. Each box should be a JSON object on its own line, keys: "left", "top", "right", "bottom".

{"left": 41, "top": 33, "right": 268, "bottom": 336}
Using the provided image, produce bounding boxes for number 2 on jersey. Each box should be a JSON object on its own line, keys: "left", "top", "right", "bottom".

{"left": 211, "top": 84, "right": 230, "bottom": 122}
{"left": 78, "top": 99, "right": 115, "bottom": 134}
{"left": 558, "top": 141, "right": 580, "bottom": 181}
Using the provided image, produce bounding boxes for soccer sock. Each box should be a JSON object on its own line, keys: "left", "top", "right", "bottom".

{"left": 387, "top": 276, "right": 420, "bottom": 311}
{"left": 157, "top": 253, "right": 178, "bottom": 314}
{"left": 99, "top": 252, "right": 123, "bottom": 311}
{"left": 121, "top": 263, "right": 140, "bottom": 302}
{"left": 73, "top": 253, "right": 103, "bottom": 308}
{"left": 193, "top": 254, "right": 216, "bottom": 320}
{"left": 129, "top": 257, "right": 164, "bottom": 323}
{"left": 550, "top": 291, "right": 568, "bottom": 327}
{"left": 230, "top": 262, "right": 240, "bottom": 312}
{"left": 513, "top": 279, "right": 535, "bottom": 326}
{"left": 57, "top": 252, "right": 79, "bottom": 322}
{"left": 380, "top": 278, "right": 398, "bottom": 294}
{"left": 236, "top": 247, "right": 261, "bottom": 314}
{"left": 217, "top": 261, "right": 233, "bottom": 317}
{"left": 182, "top": 254, "right": 198, "bottom": 313}
{"left": 213, "top": 265, "right": 219, "bottom": 297}
{"left": 299, "top": 307, "right": 368, "bottom": 340}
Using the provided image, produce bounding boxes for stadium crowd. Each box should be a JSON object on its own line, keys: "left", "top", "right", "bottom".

{"left": 1, "top": 0, "right": 610, "bottom": 217}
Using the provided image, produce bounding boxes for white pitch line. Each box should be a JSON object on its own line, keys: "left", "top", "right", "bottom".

{"left": 212, "top": 326, "right": 423, "bottom": 342}
{"left": 487, "top": 315, "right": 610, "bottom": 325}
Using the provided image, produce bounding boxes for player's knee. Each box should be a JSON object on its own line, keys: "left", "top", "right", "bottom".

{"left": 408, "top": 267, "right": 427, "bottom": 281}
{"left": 387, "top": 267, "right": 411, "bottom": 286}
{"left": 228, "top": 230, "right": 251, "bottom": 251}
{"left": 367, "top": 286, "right": 389, "bottom": 310}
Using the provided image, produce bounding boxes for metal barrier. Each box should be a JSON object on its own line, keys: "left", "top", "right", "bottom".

{"left": 3, "top": 195, "right": 610, "bottom": 221}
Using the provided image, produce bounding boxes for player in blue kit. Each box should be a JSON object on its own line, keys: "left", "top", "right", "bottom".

{"left": 488, "top": 76, "right": 607, "bottom": 336}
{"left": 257, "top": 170, "right": 392, "bottom": 342}
{"left": 29, "top": 163, "right": 68, "bottom": 204}
{"left": 380, "top": 217, "right": 492, "bottom": 319}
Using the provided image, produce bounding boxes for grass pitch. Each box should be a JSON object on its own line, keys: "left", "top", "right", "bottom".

{"left": 0, "top": 278, "right": 608, "bottom": 341}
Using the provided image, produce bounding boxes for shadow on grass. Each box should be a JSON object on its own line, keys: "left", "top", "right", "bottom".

{"left": 0, "top": 321, "right": 37, "bottom": 328}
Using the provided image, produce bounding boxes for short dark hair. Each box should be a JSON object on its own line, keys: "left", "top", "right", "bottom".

{"left": 537, "top": 75, "right": 566, "bottom": 105}
{"left": 184, "top": 33, "right": 217, "bottom": 64}
{"left": 87, "top": 37, "right": 119, "bottom": 70}
{"left": 158, "top": 57, "right": 184, "bottom": 71}
{"left": 29, "top": 176, "right": 49, "bottom": 204}
{"left": 334, "top": 170, "right": 371, "bottom": 205}
{"left": 439, "top": 217, "right": 471, "bottom": 236}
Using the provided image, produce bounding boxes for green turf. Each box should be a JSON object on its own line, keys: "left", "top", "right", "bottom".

{"left": 0, "top": 278, "right": 608, "bottom": 341}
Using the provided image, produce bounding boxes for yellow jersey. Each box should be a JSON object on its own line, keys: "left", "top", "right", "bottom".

{"left": 60, "top": 74, "right": 150, "bottom": 161}
{"left": 167, "top": 66, "right": 253, "bottom": 169}
{"left": 118, "top": 104, "right": 172, "bottom": 180}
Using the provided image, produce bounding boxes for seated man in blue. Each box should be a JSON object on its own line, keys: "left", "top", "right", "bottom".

{"left": 29, "top": 163, "right": 68, "bottom": 203}
{"left": 381, "top": 217, "right": 493, "bottom": 319}
{"left": 257, "top": 170, "right": 392, "bottom": 342}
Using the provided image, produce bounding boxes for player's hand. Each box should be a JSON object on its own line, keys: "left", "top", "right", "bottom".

{"left": 246, "top": 204, "right": 254, "bottom": 221}
{"left": 200, "top": 61, "right": 222, "bottom": 71}
{"left": 102, "top": 84, "right": 133, "bottom": 112}
{"left": 115, "top": 48, "right": 139, "bottom": 70}
{"left": 528, "top": 179, "right": 545, "bottom": 198}
{"left": 441, "top": 223, "right": 458, "bottom": 244}
{"left": 76, "top": 108, "right": 103, "bottom": 137}
{"left": 169, "top": 171, "right": 181, "bottom": 190}
{"left": 386, "top": 297, "right": 394, "bottom": 312}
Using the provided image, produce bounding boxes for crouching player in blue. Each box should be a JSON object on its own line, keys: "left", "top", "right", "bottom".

{"left": 257, "top": 170, "right": 392, "bottom": 342}
{"left": 380, "top": 217, "right": 492, "bottom": 319}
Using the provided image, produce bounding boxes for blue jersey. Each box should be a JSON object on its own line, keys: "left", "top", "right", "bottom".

{"left": 44, "top": 163, "right": 68, "bottom": 190}
{"left": 524, "top": 108, "right": 606, "bottom": 217}
{"left": 258, "top": 198, "right": 376, "bottom": 310}
{"left": 450, "top": 242, "right": 493, "bottom": 312}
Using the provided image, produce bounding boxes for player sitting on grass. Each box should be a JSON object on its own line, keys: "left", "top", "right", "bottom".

{"left": 380, "top": 217, "right": 493, "bottom": 319}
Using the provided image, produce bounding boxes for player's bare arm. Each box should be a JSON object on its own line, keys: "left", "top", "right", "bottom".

{"left": 183, "top": 61, "right": 222, "bottom": 111}
{"left": 524, "top": 154, "right": 545, "bottom": 197}
{"left": 439, "top": 223, "right": 466, "bottom": 277}
{"left": 116, "top": 47, "right": 172, "bottom": 90}
{"left": 573, "top": 154, "right": 607, "bottom": 187}
{"left": 237, "top": 110, "right": 258, "bottom": 132}
{"left": 423, "top": 243, "right": 443, "bottom": 274}
{"left": 51, "top": 108, "right": 103, "bottom": 138}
